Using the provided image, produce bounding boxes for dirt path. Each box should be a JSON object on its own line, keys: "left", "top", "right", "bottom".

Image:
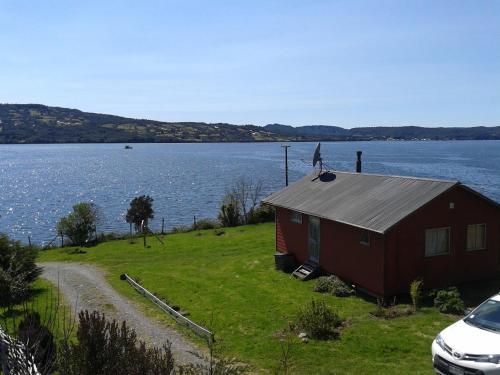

{"left": 40, "top": 262, "right": 203, "bottom": 365}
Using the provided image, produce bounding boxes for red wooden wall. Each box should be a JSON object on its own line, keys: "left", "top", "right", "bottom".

{"left": 275, "top": 207, "right": 385, "bottom": 296}
{"left": 274, "top": 185, "right": 500, "bottom": 297}
{"left": 384, "top": 185, "right": 500, "bottom": 295}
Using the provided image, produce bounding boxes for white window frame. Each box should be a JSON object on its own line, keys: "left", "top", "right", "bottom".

{"left": 425, "top": 227, "right": 451, "bottom": 257}
{"left": 466, "top": 223, "right": 486, "bottom": 251}
{"left": 291, "top": 211, "right": 302, "bottom": 224}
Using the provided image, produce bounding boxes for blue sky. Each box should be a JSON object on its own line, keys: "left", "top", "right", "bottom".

{"left": 0, "top": 1, "right": 499, "bottom": 127}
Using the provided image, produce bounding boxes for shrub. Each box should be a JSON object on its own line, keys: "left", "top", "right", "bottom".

{"left": 194, "top": 218, "right": 220, "bottom": 230}
{"left": 214, "top": 228, "right": 225, "bottom": 236}
{"left": 313, "top": 275, "right": 354, "bottom": 297}
{"left": 170, "top": 225, "right": 192, "bottom": 234}
{"left": 218, "top": 193, "right": 241, "bottom": 227}
{"left": 434, "top": 287, "right": 465, "bottom": 315}
{"left": 295, "top": 300, "right": 343, "bottom": 340}
{"left": 59, "top": 310, "right": 174, "bottom": 375}
{"left": 410, "top": 279, "right": 424, "bottom": 312}
{"left": 247, "top": 205, "right": 275, "bottom": 224}
{"left": 0, "top": 234, "right": 42, "bottom": 307}
{"left": 18, "top": 312, "right": 56, "bottom": 374}
{"left": 371, "top": 298, "right": 413, "bottom": 319}
{"left": 330, "top": 277, "right": 355, "bottom": 297}
{"left": 96, "top": 232, "right": 126, "bottom": 242}
{"left": 313, "top": 276, "right": 334, "bottom": 293}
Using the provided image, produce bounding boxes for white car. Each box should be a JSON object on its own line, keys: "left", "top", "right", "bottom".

{"left": 432, "top": 293, "right": 500, "bottom": 375}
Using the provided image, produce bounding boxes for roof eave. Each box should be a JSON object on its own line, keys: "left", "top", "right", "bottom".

{"left": 266, "top": 202, "right": 387, "bottom": 234}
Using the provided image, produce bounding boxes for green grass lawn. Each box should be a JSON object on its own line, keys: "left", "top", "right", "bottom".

{"left": 38, "top": 222, "right": 457, "bottom": 374}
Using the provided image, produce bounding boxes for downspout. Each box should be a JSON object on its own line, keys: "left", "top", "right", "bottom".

{"left": 382, "top": 233, "right": 387, "bottom": 298}
{"left": 274, "top": 206, "right": 278, "bottom": 252}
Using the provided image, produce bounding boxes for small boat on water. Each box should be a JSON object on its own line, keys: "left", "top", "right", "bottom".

{"left": 124, "top": 145, "right": 133, "bottom": 149}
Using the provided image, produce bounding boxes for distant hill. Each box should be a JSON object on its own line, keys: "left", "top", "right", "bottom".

{"left": 0, "top": 104, "right": 499, "bottom": 143}
{"left": 0, "top": 104, "right": 292, "bottom": 144}
{"left": 263, "top": 124, "right": 500, "bottom": 141}
{"left": 264, "top": 124, "right": 349, "bottom": 137}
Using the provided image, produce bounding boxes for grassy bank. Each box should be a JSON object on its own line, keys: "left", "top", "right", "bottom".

{"left": 39, "top": 222, "right": 456, "bottom": 374}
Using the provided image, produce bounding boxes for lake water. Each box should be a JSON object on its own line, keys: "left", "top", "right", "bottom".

{"left": 1, "top": 141, "right": 499, "bottom": 245}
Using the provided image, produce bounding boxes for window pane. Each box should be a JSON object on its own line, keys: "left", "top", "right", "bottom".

{"left": 437, "top": 228, "right": 448, "bottom": 254}
{"left": 466, "top": 225, "right": 475, "bottom": 250}
{"left": 291, "top": 211, "right": 302, "bottom": 224}
{"left": 478, "top": 224, "right": 486, "bottom": 249}
{"left": 425, "top": 228, "right": 450, "bottom": 256}
{"left": 425, "top": 229, "right": 436, "bottom": 256}
{"left": 467, "top": 224, "right": 486, "bottom": 251}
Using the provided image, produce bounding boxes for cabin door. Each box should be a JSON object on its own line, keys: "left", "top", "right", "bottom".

{"left": 308, "top": 216, "right": 321, "bottom": 263}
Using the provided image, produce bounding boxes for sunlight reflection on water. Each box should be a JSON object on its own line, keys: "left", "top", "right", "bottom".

{"left": 0, "top": 141, "right": 499, "bottom": 244}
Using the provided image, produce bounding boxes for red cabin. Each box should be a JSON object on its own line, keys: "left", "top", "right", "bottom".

{"left": 262, "top": 171, "right": 500, "bottom": 297}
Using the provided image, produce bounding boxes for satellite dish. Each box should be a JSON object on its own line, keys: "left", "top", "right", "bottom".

{"left": 312, "top": 142, "right": 323, "bottom": 173}
{"left": 312, "top": 143, "right": 321, "bottom": 167}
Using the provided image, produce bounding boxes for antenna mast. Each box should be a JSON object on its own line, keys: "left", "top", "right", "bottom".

{"left": 281, "top": 144, "right": 290, "bottom": 187}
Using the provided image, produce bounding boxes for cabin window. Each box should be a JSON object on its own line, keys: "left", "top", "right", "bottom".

{"left": 466, "top": 224, "right": 486, "bottom": 251}
{"left": 360, "top": 230, "right": 370, "bottom": 246}
{"left": 425, "top": 227, "right": 451, "bottom": 257}
{"left": 291, "top": 211, "right": 302, "bottom": 224}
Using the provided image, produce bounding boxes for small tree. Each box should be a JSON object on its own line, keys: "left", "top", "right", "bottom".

{"left": 57, "top": 203, "right": 99, "bottom": 246}
{"left": 177, "top": 333, "right": 248, "bottom": 375}
{"left": 410, "top": 279, "right": 424, "bottom": 313}
{"left": 232, "top": 178, "right": 263, "bottom": 224}
{"left": 126, "top": 195, "right": 154, "bottom": 233}
{"left": 218, "top": 178, "right": 265, "bottom": 227}
{"left": 0, "top": 234, "right": 42, "bottom": 307}
{"left": 218, "top": 193, "right": 240, "bottom": 227}
{"left": 273, "top": 328, "right": 296, "bottom": 375}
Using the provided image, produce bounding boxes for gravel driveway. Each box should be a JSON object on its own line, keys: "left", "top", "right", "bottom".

{"left": 40, "top": 262, "right": 203, "bottom": 365}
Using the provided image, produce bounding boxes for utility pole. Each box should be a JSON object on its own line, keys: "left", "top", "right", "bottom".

{"left": 281, "top": 144, "right": 290, "bottom": 187}
{"left": 141, "top": 220, "right": 147, "bottom": 248}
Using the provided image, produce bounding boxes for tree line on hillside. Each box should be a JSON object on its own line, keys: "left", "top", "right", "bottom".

{"left": 2, "top": 104, "right": 498, "bottom": 144}
{"left": 0, "top": 104, "right": 288, "bottom": 144}
{"left": 264, "top": 123, "right": 500, "bottom": 141}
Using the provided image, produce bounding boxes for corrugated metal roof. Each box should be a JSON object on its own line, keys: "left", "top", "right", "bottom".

{"left": 262, "top": 171, "right": 458, "bottom": 233}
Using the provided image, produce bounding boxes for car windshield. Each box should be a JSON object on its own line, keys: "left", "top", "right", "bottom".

{"left": 465, "top": 298, "right": 500, "bottom": 333}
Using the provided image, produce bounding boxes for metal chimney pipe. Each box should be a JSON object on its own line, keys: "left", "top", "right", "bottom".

{"left": 356, "top": 151, "right": 362, "bottom": 173}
